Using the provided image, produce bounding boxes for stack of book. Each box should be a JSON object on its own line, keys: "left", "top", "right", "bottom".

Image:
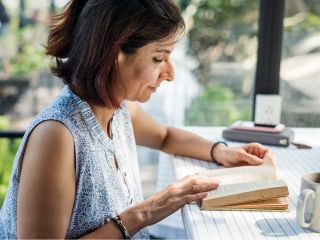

{"left": 198, "top": 160, "right": 289, "bottom": 211}
{"left": 222, "top": 121, "right": 294, "bottom": 147}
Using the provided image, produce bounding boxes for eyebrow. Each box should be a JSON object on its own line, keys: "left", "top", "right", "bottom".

{"left": 154, "top": 49, "right": 172, "bottom": 54}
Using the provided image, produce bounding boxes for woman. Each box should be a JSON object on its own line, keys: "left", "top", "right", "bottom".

{"left": 0, "top": 0, "right": 272, "bottom": 239}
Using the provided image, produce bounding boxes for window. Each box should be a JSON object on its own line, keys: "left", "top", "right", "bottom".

{"left": 181, "top": 0, "right": 259, "bottom": 126}
{"left": 280, "top": 0, "right": 320, "bottom": 127}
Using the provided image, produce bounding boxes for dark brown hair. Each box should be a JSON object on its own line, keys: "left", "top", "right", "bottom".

{"left": 46, "top": 0, "right": 185, "bottom": 108}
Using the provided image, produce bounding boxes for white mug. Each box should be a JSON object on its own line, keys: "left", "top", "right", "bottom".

{"left": 296, "top": 172, "right": 320, "bottom": 232}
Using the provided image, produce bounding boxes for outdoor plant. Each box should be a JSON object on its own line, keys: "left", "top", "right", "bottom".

{"left": 185, "top": 84, "right": 251, "bottom": 126}
{"left": 0, "top": 116, "right": 20, "bottom": 206}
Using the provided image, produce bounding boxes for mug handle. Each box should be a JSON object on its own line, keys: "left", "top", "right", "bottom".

{"left": 297, "top": 189, "right": 316, "bottom": 228}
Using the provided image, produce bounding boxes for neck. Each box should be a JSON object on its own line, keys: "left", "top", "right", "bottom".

{"left": 89, "top": 103, "right": 117, "bottom": 138}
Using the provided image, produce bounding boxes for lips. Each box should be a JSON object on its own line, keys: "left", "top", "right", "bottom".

{"left": 149, "top": 86, "right": 157, "bottom": 92}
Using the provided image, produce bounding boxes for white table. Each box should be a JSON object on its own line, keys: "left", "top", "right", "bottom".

{"left": 154, "top": 127, "right": 320, "bottom": 240}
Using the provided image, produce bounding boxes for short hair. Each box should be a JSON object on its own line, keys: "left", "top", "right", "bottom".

{"left": 46, "top": 0, "right": 185, "bottom": 108}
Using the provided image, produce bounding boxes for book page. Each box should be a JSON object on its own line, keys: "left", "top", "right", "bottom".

{"left": 199, "top": 162, "right": 276, "bottom": 185}
{"left": 204, "top": 197, "right": 288, "bottom": 211}
{"left": 206, "top": 179, "right": 287, "bottom": 199}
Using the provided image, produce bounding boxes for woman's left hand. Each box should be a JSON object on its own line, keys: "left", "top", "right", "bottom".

{"left": 213, "top": 142, "right": 274, "bottom": 167}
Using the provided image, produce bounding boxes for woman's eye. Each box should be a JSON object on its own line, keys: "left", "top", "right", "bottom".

{"left": 153, "top": 57, "right": 163, "bottom": 63}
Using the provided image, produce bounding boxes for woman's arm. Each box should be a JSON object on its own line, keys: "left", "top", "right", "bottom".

{"left": 83, "top": 174, "right": 218, "bottom": 238}
{"left": 17, "top": 121, "right": 128, "bottom": 238}
{"left": 17, "top": 121, "right": 217, "bottom": 238}
{"left": 160, "top": 127, "right": 273, "bottom": 167}
{"left": 17, "top": 121, "right": 76, "bottom": 238}
{"left": 17, "top": 121, "right": 145, "bottom": 239}
{"left": 128, "top": 102, "right": 273, "bottom": 167}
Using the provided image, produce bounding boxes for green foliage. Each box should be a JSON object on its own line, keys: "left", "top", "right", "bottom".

{"left": 283, "top": 11, "right": 320, "bottom": 58}
{"left": 176, "top": 0, "right": 192, "bottom": 11}
{"left": 285, "top": 13, "right": 320, "bottom": 32}
{"left": 189, "top": 0, "right": 259, "bottom": 62}
{"left": 0, "top": 11, "right": 48, "bottom": 78}
{"left": 9, "top": 22, "right": 48, "bottom": 76}
{"left": 0, "top": 116, "right": 21, "bottom": 206}
{"left": 307, "top": 13, "right": 320, "bottom": 26}
{"left": 9, "top": 43, "right": 47, "bottom": 77}
{"left": 182, "top": 1, "right": 320, "bottom": 127}
{"left": 185, "top": 84, "right": 251, "bottom": 126}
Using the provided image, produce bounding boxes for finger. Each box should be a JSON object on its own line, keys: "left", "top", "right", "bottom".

{"left": 175, "top": 175, "right": 198, "bottom": 187}
{"left": 179, "top": 181, "right": 219, "bottom": 197}
{"left": 177, "top": 174, "right": 215, "bottom": 186}
{"left": 246, "top": 143, "right": 267, "bottom": 158}
{"left": 257, "top": 145, "right": 271, "bottom": 158}
{"left": 254, "top": 148, "right": 266, "bottom": 158}
{"left": 182, "top": 192, "right": 208, "bottom": 205}
{"left": 225, "top": 161, "right": 253, "bottom": 167}
{"left": 245, "top": 142, "right": 262, "bottom": 149}
{"left": 245, "top": 143, "right": 260, "bottom": 154}
{"left": 168, "top": 175, "right": 217, "bottom": 200}
{"left": 239, "top": 151, "right": 263, "bottom": 165}
{"left": 263, "top": 150, "right": 276, "bottom": 166}
{"left": 244, "top": 142, "right": 261, "bottom": 150}
{"left": 255, "top": 149, "right": 267, "bottom": 159}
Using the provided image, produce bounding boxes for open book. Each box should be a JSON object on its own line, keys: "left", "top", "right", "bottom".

{"left": 198, "top": 161, "right": 289, "bottom": 211}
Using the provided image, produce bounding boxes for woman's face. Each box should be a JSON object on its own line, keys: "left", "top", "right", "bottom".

{"left": 115, "top": 35, "right": 177, "bottom": 102}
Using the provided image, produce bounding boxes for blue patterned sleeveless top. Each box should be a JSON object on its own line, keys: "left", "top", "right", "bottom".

{"left": 0, "top": 86, "right": 149, "bottom": 239}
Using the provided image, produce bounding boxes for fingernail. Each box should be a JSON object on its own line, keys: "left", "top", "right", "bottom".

{"left": 212, "top": 182, "right": 219, "bottom": 187}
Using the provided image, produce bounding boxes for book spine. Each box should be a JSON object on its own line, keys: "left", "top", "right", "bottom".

{"left": 222, "top": 129, "right": 292, "bottom": 146}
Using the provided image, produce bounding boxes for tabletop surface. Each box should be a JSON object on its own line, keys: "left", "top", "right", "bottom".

{"left": 169, "top": 127, "right": 320, "bottom": 240}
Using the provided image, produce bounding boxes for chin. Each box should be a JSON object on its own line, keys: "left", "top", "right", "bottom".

{"left": 136, "top": 94, "right": 152, "bottom": 103}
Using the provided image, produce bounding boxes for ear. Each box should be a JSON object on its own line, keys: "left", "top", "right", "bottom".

{"left": 116, "top": 50, "right": 126, "bottom": 64}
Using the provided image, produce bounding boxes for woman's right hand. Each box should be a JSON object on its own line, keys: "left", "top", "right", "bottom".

{"left": 119, "top": 175, "right": 219, "bottom": 235}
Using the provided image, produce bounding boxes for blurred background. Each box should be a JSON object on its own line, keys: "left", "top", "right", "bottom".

{"left": 1, "top": 0, "right": 320, "bottom": 208}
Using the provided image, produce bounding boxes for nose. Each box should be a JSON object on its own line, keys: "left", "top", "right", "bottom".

{"left": 160, "top": 61, "right": 175, "bottom": 82}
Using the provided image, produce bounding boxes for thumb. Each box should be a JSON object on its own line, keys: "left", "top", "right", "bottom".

{"left": 241, "top": 152, "right": 264, "bottom": 165}
{"left": 263, "top": 151, "right": 276, "bottom": 166}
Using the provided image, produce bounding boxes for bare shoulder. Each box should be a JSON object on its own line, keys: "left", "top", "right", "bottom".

{"left": 21, "top": 120, "right": 74, "bottom": 174}
{"left": 18, "top": 120, "right": 76, "bottom": 238}
{"left": 29, "top": 120, "right": 73, "bottom": 144}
